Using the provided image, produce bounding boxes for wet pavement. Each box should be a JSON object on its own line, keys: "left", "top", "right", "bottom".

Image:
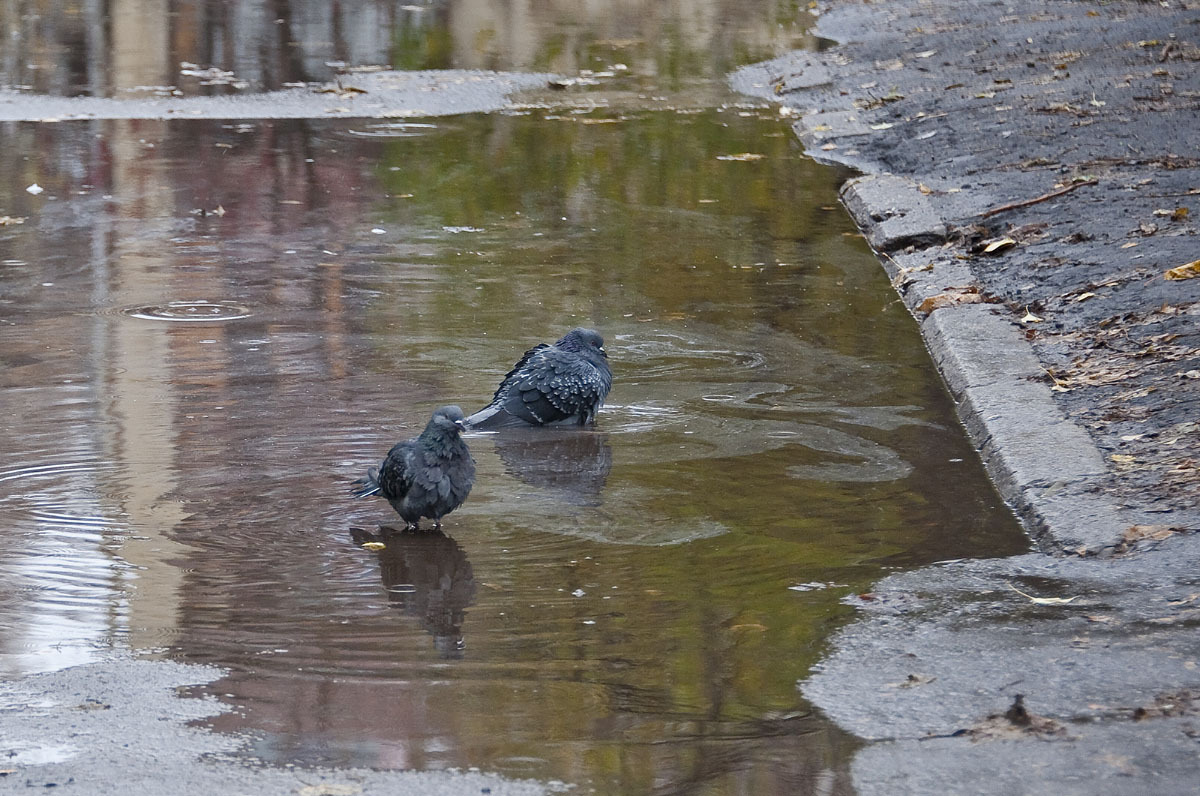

{"left": 0, "top": 3, "right": 1034, "bottom": 793}
{"left": 734, "top": 0, "right": 1200, "bottom": 793}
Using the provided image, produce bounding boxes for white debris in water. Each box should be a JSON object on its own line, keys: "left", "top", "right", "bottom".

{"left": 572, "top": 589, "right": 586, "bottom": 597}
{"left": 26, "top": 183, "right": 44, "bottom": 194}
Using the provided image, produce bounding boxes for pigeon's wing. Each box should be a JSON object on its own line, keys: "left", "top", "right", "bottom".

{"left": 412, "top": 445, "right": 448, "bottom": 502}
{"left": 501, "top": 347, "right": 611, "bottom": 424}
{"left": 489, "top": 343, "right": 551, "bottom": 403}
{"left": 376, "top": 440, "right": 417, "bottom": 501}
{"left": 406, "top": 443, "right": 475, "bottom": 517}
{"left": 447, "top": 449, "right": 476, "bottom": 506}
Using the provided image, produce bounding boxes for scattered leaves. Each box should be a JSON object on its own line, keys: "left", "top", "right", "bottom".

{"left": 962, "top": 695, "right": 1069, "bottom": 741}
{"left": 1112, "top": 524, "right": 1183, "bottom": 554}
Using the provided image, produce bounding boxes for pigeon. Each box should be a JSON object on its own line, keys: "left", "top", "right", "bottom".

{"left": 352, "top": 405, "right": 476, "bottom": 530}
{"left": 464, "top": 328, "right": 612, "bottom": 429}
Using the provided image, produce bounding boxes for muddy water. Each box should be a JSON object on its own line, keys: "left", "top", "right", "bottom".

{"left": 1, "top": 3, "right": 1025, "bottom": 794}
{"left": 0, "top": 109, "right": 1026, "bottom": 794}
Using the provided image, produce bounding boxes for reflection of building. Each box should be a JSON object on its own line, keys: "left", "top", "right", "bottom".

{"left": 0, "top": 0, "right": 815, "bottom": 96}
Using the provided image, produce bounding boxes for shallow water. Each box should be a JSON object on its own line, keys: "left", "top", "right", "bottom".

{"left": 0, "top": 107, "right": 1026, "bottom": 794}
{"left": 0, "top": 3, "right": 1027, "bottom": 795}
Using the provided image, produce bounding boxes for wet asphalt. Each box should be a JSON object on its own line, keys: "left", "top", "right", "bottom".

{"left": 734, "top": 0, "right": 1200, "bottom": 792}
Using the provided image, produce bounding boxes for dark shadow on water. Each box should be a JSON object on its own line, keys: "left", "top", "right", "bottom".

{"left": 350, "top": 526, "right": 476, "bottom": 659}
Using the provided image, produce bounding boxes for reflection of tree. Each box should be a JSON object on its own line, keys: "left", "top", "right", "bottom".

{"left": 350, "top": 526, "right": 476, "bottom": 658}
{"left": 488, "top": 428, "right": 612, "bottom": 506}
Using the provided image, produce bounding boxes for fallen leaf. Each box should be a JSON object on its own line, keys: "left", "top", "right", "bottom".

{"left": 981, "top": 237, "right": 1017, "bottom": 254}
{"left": 1007, "top": 582, "right": 1079, "bottom": 605}
{"left": 1120, "top": 241, "right": 1138, "bottom": 249}
{"left": 1173, "top": 207, "right": 1189, "bottom": 221}
{"left": 1139, "top": 222, "right": 1158, "bottom": 236}
{"left": 361, "top": 541, "right": 386, "bottom": 551}
{"left": 1020, "top": 308, "right": 1043, "bottom": 323}
{"left": 0, "top": 216, "right": 27, "bottom": 226}
{"left": 870, "top": 122, "right": 895, "bottom": 130}
{"left": 918, "top": 289, "right": 985, "bottom": 314}
{"left": 1073, "top": 291, "right": 1098, "bottom": 302}
{"left": 1165, "top": 260, "right": 1200, "bottom": 280}
{"left": 1110, "top": 454, "right": 1137, "bottom": 464}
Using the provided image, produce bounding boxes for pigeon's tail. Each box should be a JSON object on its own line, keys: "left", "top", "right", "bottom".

{"left": 463, "top": 404, "right": 506, "bottom": 429}
{"left": 351, "top": 467, "right": 381, "bottom": 498}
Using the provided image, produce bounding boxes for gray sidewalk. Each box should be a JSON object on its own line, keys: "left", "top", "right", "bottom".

{"left": 734, "top": 0, "right": 1200, "bottom": 792}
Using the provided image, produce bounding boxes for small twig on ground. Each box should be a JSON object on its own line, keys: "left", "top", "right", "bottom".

{"left": 979, "top": 178, "right": 1097, "bottom": 219}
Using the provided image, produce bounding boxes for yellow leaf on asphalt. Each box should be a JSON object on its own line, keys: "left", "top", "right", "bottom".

{"left": 361, "top": 541, "right": 386, "bottom": 551}
{"left": 982, "top": 237, "right": 1017, "bottom": 254}
{"left": 1020, "top": 309, "right": 1043, "bottom": 323}
{"left": 1164, "top": 260, "right": 1200, "bottom": 280}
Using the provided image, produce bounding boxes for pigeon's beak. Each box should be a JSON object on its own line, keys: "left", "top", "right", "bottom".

{"left": 598, "top": 346, "right": 607, "bottom": 358}
{"left": 455, "top": 419, "right": 468, "bottom": 430}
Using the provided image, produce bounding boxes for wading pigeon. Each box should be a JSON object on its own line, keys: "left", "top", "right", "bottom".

{"left": 352, "top": 405, "right": 476, "bottom": 530}
{"left": 464, "top": 328, "right": 612, "bottom": 429}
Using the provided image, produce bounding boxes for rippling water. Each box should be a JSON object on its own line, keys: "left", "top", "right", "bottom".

{"left": 0, "top": 108, "right": 1027, "bottom": 794}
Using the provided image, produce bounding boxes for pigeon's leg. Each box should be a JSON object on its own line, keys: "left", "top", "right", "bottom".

{"left": 406, "top": 520, "right": 420, "bottom": 531}
{"left": 432, "top": 517, "right": 443, "bottom": 530}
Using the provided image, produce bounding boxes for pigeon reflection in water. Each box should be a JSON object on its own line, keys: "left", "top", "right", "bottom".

{"left": 488, "top": 428, "right": 613, "bottom": 507}
{"left": 351, "top": 526, "right": 476, "bottom": 659}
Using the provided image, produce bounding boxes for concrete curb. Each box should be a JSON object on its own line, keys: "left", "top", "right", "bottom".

{"left": 798, "top": 136, "right": 1136, "bottom": 554}
{"left": 860, "top": 228, "right": 1136, "bottom": 553}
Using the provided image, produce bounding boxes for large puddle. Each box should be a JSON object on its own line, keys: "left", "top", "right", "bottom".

{"left": 0, "top": 3, "right": 1028, "bottom": 795}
